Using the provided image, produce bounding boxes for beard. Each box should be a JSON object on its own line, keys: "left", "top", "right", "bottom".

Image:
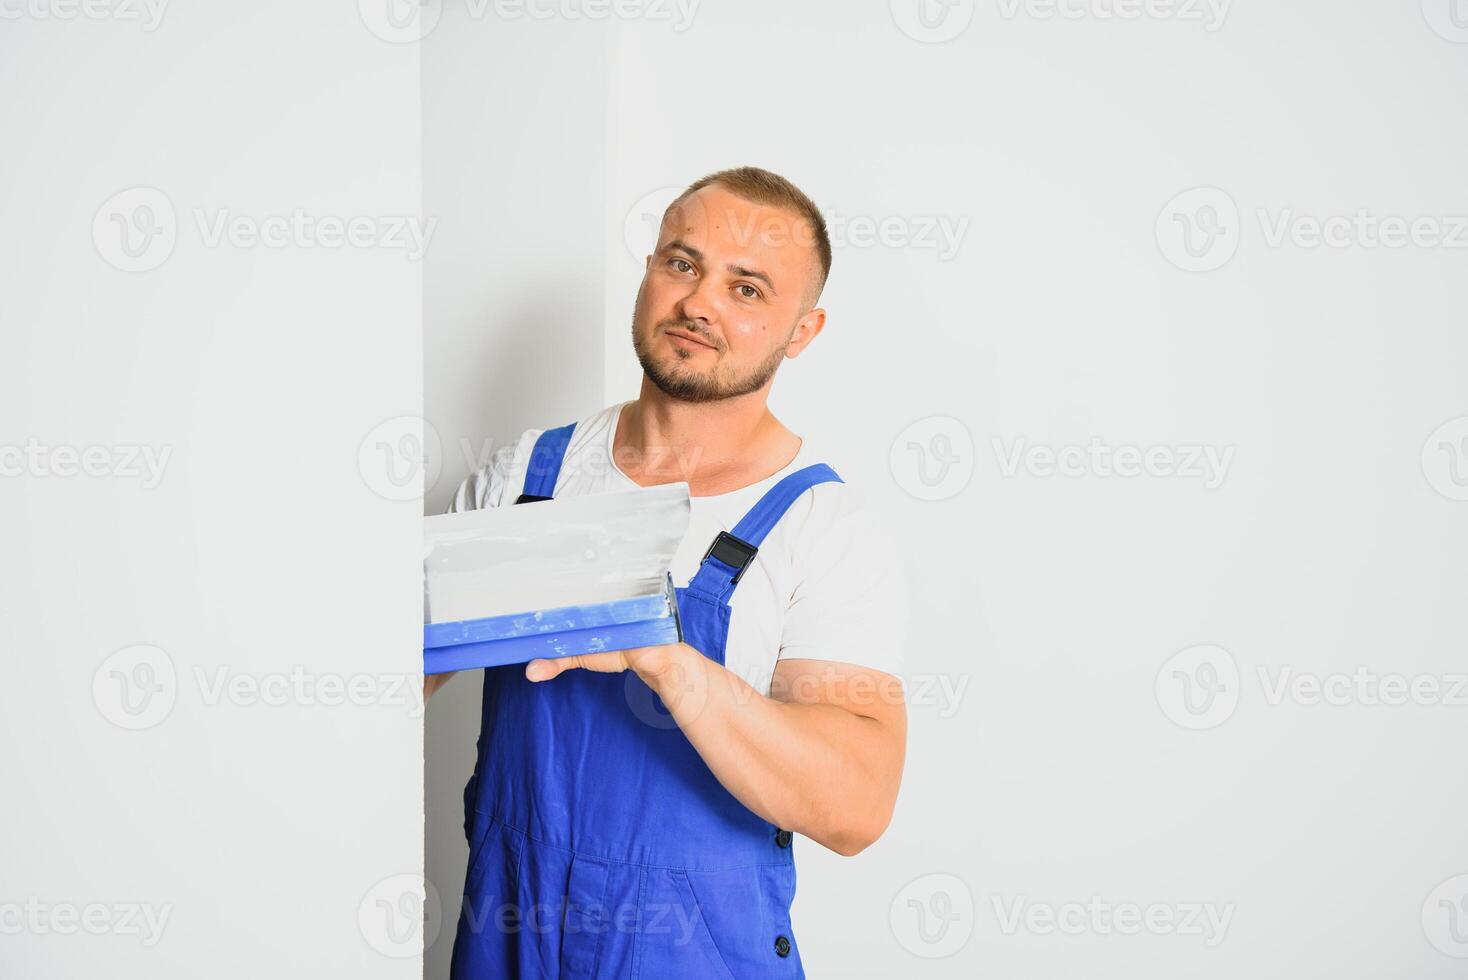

{"left": 631, "top": 315, "right": 788, "bottom": 404}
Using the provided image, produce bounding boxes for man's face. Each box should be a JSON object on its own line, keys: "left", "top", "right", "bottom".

{"left": 631, "top": 184, "right": 825, "bottom": 404}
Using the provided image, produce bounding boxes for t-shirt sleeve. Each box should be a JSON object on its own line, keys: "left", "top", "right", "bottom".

{"left": 446, "top": 441, "right": 519, "bottom": 514}
{"left": 777, "top": 486, "right": 910, "bottom": 683}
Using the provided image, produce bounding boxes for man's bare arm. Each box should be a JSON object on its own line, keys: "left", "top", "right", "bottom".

{"left": 424, "top": 672, "right": 455, "bottom": 700}
{"left": 526, "top": 645, "right": 907, "bottom": 856}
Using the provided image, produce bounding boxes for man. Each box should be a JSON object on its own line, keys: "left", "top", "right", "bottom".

{"left": 433, "top": 166, "right": 908, "bottom": 978}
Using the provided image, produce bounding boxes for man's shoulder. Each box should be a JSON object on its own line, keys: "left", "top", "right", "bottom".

{"left": 509, "top": 401, "right": 620, "bottom": 451}
{"left": 559, "top": 402, "right": 622, "bottom": 457}
{"left": 448, "top": 403, "right": 621, "bottom": 512}
{"left": 755, "top": 454, "right": 882, "bottom": 555}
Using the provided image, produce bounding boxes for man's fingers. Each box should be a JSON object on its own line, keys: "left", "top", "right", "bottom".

{"left": 525, "top": 652, "right": 627, "bottom": 682}
{"left": 526, "top": 655, "right": 577, "bottom": 680}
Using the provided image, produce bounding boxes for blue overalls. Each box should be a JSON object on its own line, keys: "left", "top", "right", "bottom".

{"left": 449, "top": 421, "right": 844, "bottom": 979}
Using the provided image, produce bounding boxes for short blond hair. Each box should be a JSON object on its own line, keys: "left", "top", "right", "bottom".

{"left": 667, "top": 166, "right": 831, "bottom": 301}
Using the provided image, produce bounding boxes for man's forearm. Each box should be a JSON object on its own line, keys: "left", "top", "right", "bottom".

{"left": 424, "top": 671, "right": 454, "bottom": 699}
{"left": 634, "top": 643, "right": 904, "bottom": 856}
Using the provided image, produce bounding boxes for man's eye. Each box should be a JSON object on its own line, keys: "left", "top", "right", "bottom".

{"left": 737, "top": 284, "right": 760, "bottom": 299}
{"left": 670, "top": 258, "right": 693, "bottom": 273}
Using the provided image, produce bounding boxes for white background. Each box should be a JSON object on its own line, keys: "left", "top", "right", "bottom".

{"left": 2, "top": 3, "right": 424, "bottom": 977}
{"left": 4, "top": 1, "right": 1465, "bottom": 978}
{"left": 424, "top": 2, "right": 1468, "bottom": 978}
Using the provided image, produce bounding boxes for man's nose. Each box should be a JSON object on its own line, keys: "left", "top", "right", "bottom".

{"left": 676, "top": 276, "right": 719, "bottom": 325}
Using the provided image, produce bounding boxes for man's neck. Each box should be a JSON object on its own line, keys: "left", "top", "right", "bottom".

{"left": 614, "top": 379, "right": 802, "bottom": 496}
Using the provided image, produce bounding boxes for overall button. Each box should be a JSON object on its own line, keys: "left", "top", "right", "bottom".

{"left": 774, "top": 935, "right": 791, "bottom": 958}
{"left": 775, "top": 830, "right": 792, "bottom": 848}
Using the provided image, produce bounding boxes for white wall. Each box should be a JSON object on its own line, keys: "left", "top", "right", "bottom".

{"left": 2, "top": 4, "right": 423, "bottom": 978}
{"left": 427, "top": 3, "right": 1468, "bottom": 978}
{"left": 420, "top": 9, "right": 610, "bottom": 979}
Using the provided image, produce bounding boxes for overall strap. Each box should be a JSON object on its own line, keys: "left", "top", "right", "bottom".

{"left": 516, "top": 423, "right": 575, "bottom": 503}
{"left": 687, "top": 463, "right": 844, "bottom": 602}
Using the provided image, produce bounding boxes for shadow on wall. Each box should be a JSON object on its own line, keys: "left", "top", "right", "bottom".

{"left": 426, "top": 301, "right": 595, "bottom": 518}
{"left": 424, "top": 298, "right": 605, "bottom": 979}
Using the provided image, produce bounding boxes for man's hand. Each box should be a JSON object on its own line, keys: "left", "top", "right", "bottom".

{"left": 424, "top": 644, "right": 685, "bottom": 701}
{"left": 525, "top": 642, "right": 687, "bottom": 684}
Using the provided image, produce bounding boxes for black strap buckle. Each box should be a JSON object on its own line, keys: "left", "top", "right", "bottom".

{"left": 703, "top": 531, "right": 758, "bottom": 584}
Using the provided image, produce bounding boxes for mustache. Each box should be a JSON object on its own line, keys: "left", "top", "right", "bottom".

{"left": 659, "top": 320, "right": 721, "bottom": 350}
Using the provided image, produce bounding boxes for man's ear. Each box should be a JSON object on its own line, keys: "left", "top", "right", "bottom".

{"left": 784, "top": 307, "right": 827, "bottom": 359}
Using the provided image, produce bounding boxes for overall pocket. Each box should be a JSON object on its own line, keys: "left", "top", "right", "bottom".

{"left": 634, "top": 868, "right": 737, "bottom": 980}
{"left": 682, "top": 864, "right": 803, "bottom": 979}
{"left": 462, "top": 808, "right": 496, "bottom": 895}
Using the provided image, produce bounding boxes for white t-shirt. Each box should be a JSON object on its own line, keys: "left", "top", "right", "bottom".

{"left": 448, "top": 400, "right": 908, "bottom": 696}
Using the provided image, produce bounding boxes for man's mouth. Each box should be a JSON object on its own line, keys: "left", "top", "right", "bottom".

{"left": 665, "top": 327, "right": 717, "bottom": 351}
